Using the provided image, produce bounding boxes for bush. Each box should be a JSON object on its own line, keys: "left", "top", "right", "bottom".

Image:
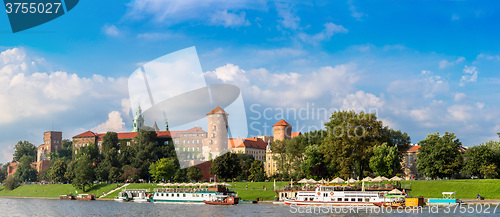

{"left": 4, "top": 176, "right": 20, "bottom": 190}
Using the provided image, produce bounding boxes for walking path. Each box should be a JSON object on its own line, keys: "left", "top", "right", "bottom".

{"left": 98, "top": 183, "right": 130, "bottom": 199}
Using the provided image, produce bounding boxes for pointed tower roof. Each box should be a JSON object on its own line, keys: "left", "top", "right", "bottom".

{"left": 207, "top": 106, "right": 228, "bottom": 115}
{"left": 153, "top": 120, "right": 160, "bottom": 131}
{"left": 273, "top": 119, "right": 291, "bottom": 127}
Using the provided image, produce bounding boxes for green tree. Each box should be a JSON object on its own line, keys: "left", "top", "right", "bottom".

{"left": 416, "top": 132, "right": 463, "bottom": 179}
{"left": 186, "top": 166, "right": 203, "bottom": 181}
{"left": 120, "top": 165, "right": 140, "bottom": 182}
{"left": 248, "top": 160, "right": 265, "bottom": 181}
{"left": 480, "top": 164, "right": 498, "bottom": 179}
{"left": 462, "top": 145, "right": 496, "bottom": 177}
{"left": 236, "top": 153, "right": 254, "bottom": 180}
{"left": 98, "top": 132, "right": 122, "bottom": 181}
{"left": 210, "top": 152, "right": 241, "bottom": 181}
{"left": 0, "top": 163, "right": 7, "bottom": 183}
{"left": 131, "top": 130, "right": 176, "bottom": 180}
{"left": 72, "top": 154, "right": 95, "bottom": 192}
{"left": 47, "top": 160, "right": 68, "bottom": 183}
{"left": 3, "top": 176, "right": 19, "bottom": 190}
{"left": 369, "top": 143, "right": 399, "bottom": 177}
{"left": 301, "top": 145, "right": 324, "bottom": 179}
{"left": 14, "top": 155, "right": 37, "bottom": 182}
{"left": 149, "top": 158, "right": 177, "bottom": 181}
{"left": 13, "top": 141, "right": 37, "bottom": 162}
{"left": 49, "top": 139, "right": 73, "bottom": 162}
{"left": 320, "top": 111, "right": 384, "bottom": 179}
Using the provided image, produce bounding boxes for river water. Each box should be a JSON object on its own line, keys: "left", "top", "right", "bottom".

{"left": 0, "top": 198, "right": 499, "bottom": 216}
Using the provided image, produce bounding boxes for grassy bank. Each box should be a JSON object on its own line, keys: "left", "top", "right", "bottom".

{"left": 2, "top": 179, "right": 500, "bottom": 200}
{"left": 403, "top": 179, "right": 500, "bottom": 199}
{"left": 0, "top": 183, "right": 116, "bottom": 198}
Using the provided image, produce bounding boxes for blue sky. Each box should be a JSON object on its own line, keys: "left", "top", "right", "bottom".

{"left": 1, "top": 0, "right": 500, "bottom": 162}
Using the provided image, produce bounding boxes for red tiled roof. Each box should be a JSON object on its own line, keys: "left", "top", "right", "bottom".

{"left": 228, "top": 137, "right": 267, "bottom": 150}
{"left": 207, "top": 106, "right": 228, "bottom": 115}
{"left": 73, "top": 131, "right": 98, "bottom": 138}
{"left": 407, "top": 145, "right": 421, "bottom": 152}
{"left": 291, "top": 132, "right": 301, "bottom": 138}
{"left": 273, "top": 119, "right": 291, "bottom": 127}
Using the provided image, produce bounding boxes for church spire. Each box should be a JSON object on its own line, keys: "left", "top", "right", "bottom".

{"left": 165, "top": 116, "right": 169, "bottom": 131}
{"left": 132, "top": 103, "right": 144, "bottom": 132}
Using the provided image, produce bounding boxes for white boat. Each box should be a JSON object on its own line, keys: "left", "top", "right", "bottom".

{"left": 284, "top": 185, "right": 403, "bottom": 206}
{"left": 148, "top": 184, "right": 238, "bottom": 203}
{"left": 115, "top": 189, "right": 148, "bottom": 202}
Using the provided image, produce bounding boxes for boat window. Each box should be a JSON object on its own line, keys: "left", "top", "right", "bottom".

{"left": 310, "top": 198, "right": 314, "bottom": 201}
{"left": 304, "top": 198, "right": 307, "bottom": 201}
{"left": 351, "top": 198, "right": 355, "bottom": 202}
{"left": 177, "top": 194, "right": 180, "bottom": 197}
{"left": 365, "top": 198, "right": 370, "bottom": 202}
{"left": 161, "top": 193, "right": 164, "bottom": 196}
{"left": 337, "top": 198, "right": 342, "bottom": 202}
{"left": 201, "top": 194, "right": 203, "bottom": 197}
{"left": 357, "top": 198, "right": 362, "bottom": 202}
{"left": 344, "top": 198, "right": 348, "bottom": 201}
{"left": 183, "top": 194, "right": 186, "bottom": 197}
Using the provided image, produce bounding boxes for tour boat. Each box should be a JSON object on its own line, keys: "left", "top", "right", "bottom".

{"left": 76, "top": 194, "right": 96, "bottom": 201}
{"left": 148, "top": 184, "right": 238, "bottom": 203}
{"left": 204, "top": 194, "right": 239, "bottom": 205}
{"left": 284, "top": 185, "right": 402, "bottom": 206}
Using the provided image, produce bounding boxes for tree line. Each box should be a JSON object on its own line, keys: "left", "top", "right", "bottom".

{"left": 269, "top": 110, "right": 500, "bottom": 180}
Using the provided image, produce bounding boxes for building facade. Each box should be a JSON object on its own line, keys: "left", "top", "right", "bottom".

{"left": 229, "top": 137, "right": 267, "bottom": 161}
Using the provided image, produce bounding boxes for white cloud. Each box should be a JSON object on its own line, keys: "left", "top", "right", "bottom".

{"left": 92, "top": 111, "right": 126, "bottom": 132}
{"left": 0, "top": 47, "right": 128, "bottom": 162}
{"left": 102, "top": 24, "right": 120, "bottom": 36}
{"left": 275, "top": 1, "right": 300, "bottom": 30}
{"left": 447, "top": 104, "right": 474, "bottom": 122}
{"left": 1, "top": 145, "right": 13, "bottom": 163}
{"left": 454, "top": 92, "right": 466, "bottom": 102}
{"left": 210, "top": 10, "right": 250, "bottom": 27}
{"left": 205, "top": 63, "right": 359, "bottom": 108}
{"left": 477, "top": 53, "right": 500, "bottom": 61}
{"left": 438, "top": 57, "right": 464, "bottom": 69}
{"left": 125, "top": 0, "right": 266, "bottom": 25}
{"left": 341, "top": 91, "right": 384, "bottom": 112}
{"left": 204, "top": 63, "right": 249, "bottom": 83}
{"left": 347, "top": 0, "right": 366, "bottom": 20}
{"left": 137, "top": 32, "right": 181, "bottom": 40}
{"left": 387, "top": 70, "right": 448, "bottom": 99}
{"left": 298, "top": 22, "right": 348, "bottom": 44}
{"left": 459, "top": 65, "right": 478, "bottom": 86}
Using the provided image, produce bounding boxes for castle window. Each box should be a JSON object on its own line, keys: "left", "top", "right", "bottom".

{"left": 197, "top": 140, "right": 199, "bottom": 144}
{"left": 197, "top": 147, "right": 199, "bottom": 151}
{"left": 127, "top": 141, "right": 130, "bottom": 146}
{"left": 183, "top": 140, "right": 185, "bottom": 144}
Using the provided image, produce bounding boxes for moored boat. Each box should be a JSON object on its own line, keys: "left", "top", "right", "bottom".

{"left": 76, "top": 194, "right": 96, "bottom": 201}
{"left": 148, "top": 183, "right": 238, "bottom": 203}
{"left": 204, "top": 195, "right": 239, "bottom": 205}
{"left": 59, "top": 194, "right": 75, "bottom": 200}
{"left": 284, "top": 185, "right": 404, "bottom": 206}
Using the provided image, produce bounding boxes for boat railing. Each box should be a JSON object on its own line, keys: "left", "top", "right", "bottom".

{"left": 153, "top": 188, "right": 212, "bottom": 193}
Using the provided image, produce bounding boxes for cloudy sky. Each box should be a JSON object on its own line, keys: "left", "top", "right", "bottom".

{"left": 1, "top": 0, "right": 500, "bottom": 163}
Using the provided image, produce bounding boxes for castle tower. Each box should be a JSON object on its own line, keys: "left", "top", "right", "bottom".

{"left": 204, "top": 106, "right": 228, "bottom": 159}
{"left": 273, "top": 119, "right": 292, "bottom": 142}
{"left": 132, "top": 104, "right": 144, "bottom": 132}
{"left": 44, "top": 131, "right": 62, "bottom": 153}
